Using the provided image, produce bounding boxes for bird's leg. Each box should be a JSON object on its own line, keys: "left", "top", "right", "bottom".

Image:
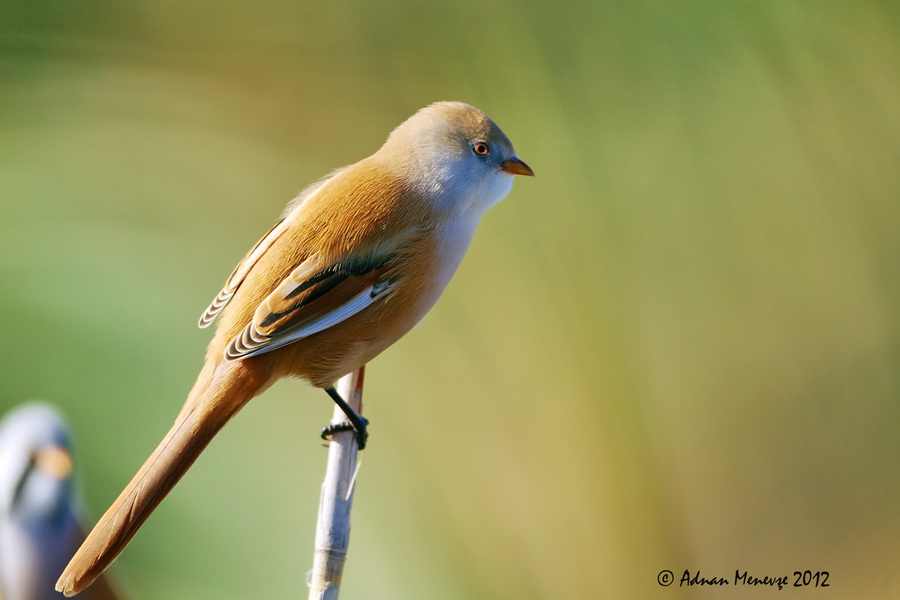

{"left": 321, "top": 386, "right": 369, "bottom": 450}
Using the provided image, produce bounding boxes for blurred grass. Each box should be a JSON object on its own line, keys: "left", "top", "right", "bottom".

{"left": 1, "top": 1, "right": 899, "bottom": 599}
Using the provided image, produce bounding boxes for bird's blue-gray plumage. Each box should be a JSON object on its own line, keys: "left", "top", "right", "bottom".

{"left": 0, "top": 403, "right": 119, "bottom": 600}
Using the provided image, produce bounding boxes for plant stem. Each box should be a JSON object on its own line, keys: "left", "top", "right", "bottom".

{"left": 308, "top": 366, "right": 365, "bottom": 600}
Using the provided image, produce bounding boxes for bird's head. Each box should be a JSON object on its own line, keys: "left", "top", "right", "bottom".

{"left": 380, "top": 101, "right": 533, "bottom": 215}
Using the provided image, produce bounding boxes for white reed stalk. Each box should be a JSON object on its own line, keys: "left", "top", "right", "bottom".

{"left": 308, "top": 367, "right": 365, "bottom": 600}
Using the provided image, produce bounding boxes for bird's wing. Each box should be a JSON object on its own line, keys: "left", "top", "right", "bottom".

{"left": 224, "top": 248, "right": 404, "bottom": 360}
{"left": 198, "top": 168, "right": 350, "bottom": 329}
{"left": 198, "top": 218, "right": 290, "bottom": 328}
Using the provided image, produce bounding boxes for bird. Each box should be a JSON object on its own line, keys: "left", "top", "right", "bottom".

{"left": 56, "top": 101, "right": 533, "bottom": 596}
{"left": 0, "top": 403, "right": 120, "bottom": 600}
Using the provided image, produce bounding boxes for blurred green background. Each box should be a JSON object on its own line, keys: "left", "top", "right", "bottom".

{"left": 2, "top": 1, "right": 899, "bottom": 598}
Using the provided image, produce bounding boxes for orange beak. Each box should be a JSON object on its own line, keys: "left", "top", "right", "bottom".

{"left": 500, "top": 157, "right": 534, "bottom": 176}
{"left": 36, "top": 445, "right": 73, "bottom": 480}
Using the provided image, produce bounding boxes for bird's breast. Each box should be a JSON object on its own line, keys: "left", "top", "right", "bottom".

{"left": 415, "top": 214, "right": 481, "bottom": 313}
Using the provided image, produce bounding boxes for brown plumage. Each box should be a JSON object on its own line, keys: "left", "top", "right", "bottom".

{"left": 56, "top": 101, "right": 532, "bottom": 596}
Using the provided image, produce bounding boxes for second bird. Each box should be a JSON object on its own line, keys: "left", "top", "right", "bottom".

{"left": 56, "top": 101, "right": 533, "bottom": 596}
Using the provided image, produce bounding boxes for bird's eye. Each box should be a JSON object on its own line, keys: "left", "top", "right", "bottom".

{"left": 472, "top": 142, "right": 490, "bottom": 156}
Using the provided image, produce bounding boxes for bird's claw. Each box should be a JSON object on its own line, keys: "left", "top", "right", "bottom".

{"left": 321, "top": 417, "right": 369, "bottom": 450}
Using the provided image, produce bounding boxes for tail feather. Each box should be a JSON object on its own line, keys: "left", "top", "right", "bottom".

{"left": 56, "top": 360, "right": 267, "bottom": 597}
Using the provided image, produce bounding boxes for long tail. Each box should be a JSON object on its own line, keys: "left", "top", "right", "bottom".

{"left": 56, "top": 359, "right": 270, "bottom": 597}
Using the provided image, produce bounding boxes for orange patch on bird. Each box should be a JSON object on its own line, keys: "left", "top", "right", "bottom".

{"left": 36, "top": 445, "right": 73, "bottom": 480}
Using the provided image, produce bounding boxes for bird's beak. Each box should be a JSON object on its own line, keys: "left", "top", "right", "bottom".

{"left": 500, "top": 157, "right": 534, "bottom": 176}
{"left": 35, "top": 445, "right": 73, "bottom": 480}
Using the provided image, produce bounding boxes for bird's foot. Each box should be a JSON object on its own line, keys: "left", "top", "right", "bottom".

{"left": 321, "top": 417, "right": 369, "bottom": 450}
